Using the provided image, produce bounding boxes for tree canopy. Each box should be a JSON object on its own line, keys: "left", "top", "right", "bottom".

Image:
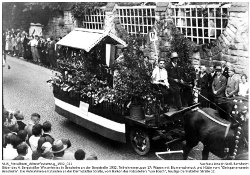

{"left": 2, "top": 2, "right": 64, "bottom": 31}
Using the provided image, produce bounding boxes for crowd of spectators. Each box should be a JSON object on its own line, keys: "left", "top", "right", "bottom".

{"left": 196, "top": 60, "right": 248, "bottom": 121}
{"left": 3, "top": 107, "right": 97, "bottom": 160}
{"left": 2, "top": 28, "right": 60, "bottom": 68}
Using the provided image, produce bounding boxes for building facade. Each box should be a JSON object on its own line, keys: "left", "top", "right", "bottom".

{"left": 44, "top": 2, "right": 248, "bottom": 76}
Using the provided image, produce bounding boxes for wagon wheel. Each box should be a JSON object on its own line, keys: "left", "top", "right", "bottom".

{"left": 130, "top": 128, "right": 150, "bottom": 156}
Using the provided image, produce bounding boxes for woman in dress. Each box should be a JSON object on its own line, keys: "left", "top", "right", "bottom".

{"left": 16, "top": 32, "right": 23, "bottom": 58}
{"left": 5, "top": 31, "right": 12, "bottom": 55}
{"left": 197, "top": 66, "right": 209, "bottom": 108}
{"left": 11, "top": 34, "right": 17, "bottom": 56}
{"left": 238, "top": 74, "right": 249, "bottom": 98}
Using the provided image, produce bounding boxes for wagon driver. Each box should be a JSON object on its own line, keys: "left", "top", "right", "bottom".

{"left": 166, "top": 52, "right": 184, "bottom": 110}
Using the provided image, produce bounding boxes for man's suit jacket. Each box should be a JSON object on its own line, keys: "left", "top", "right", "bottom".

{"left": 226, "top": 74, "right": 239, "bottom": 97}
{"left": 222, "top": 66, "right": 229, "bottom": 79}
{"left": 208, "top": 72, "right": 216, "bottom": 87}
{"left": 212, "top": 75, "right": 227, "bottom": 97}
{"left": 41, "top": 133, "right": 55, "bottom": 145}
{"left": 166, "top": 62, "right": 182, "bottom": 83}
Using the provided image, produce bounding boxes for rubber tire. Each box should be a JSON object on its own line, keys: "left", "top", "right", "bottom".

{"left": 130, "top": 128, "right": 150, "bottom": 156}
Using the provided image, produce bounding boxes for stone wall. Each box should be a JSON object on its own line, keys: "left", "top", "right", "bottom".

{"left": 197, "top": 3, "right": 249, "bottom": 76}
{"left": 43, "top": 11, "right": 76, "bottom": 39}
{"left": 146, "top": 2, "right": 249, "bottom": 76}
{"left": 43, "top": 2, "right": 248, "bottom": 77}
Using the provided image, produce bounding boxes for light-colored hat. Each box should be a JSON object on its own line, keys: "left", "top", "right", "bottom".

{"left": 171, "top": 52, "right": 178, "bottom": 59}
{"left": 41, "top": 142, "right": 52, "bottom": 155}
{"left": 52, "top": 140, "right": 67, "bottom": 153}
{"left": 47, "top": 38, "right": 51, "bottom": 42}
{"left": 216, "top": 66, "right": 222, "bottom": 70}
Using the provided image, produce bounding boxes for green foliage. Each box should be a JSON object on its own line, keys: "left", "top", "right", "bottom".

{"left": 153, "top": 19, "right": 196, "bottom": 83}
{"left": 168, "top": 23, "right": 196, "bottom": 83}
{"left": 48, "top": 33, "right": 155, "bottom": 108}
{"left": 110, "top": 35, "right": 154, "bottom": 105}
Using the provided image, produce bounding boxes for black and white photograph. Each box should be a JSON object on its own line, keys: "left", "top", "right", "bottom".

{"left": 1, "top": 1, "right": 249, "bottom": 174}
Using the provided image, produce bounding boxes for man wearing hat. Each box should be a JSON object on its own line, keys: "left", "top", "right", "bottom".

{"left": 212, "top": 66, "right": 227, "bottom": 104}
{"left": 222, "top": 66, "right": 240, "bottom": 121}
{"left": 47, "top": 36, "right": 57, "bottom": 68}
{"left": 52, "top": 139, "right": 75, "bottom": 160}
{"left": 166, "top": 52, "right": 183, "bottom": 110}
{"left": 14, "top": 110, "right": 26, "bottom": 130}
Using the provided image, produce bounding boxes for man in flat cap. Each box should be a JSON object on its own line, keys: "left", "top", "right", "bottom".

{"left": 166, "top": 52, "right": 184, "bottom": 110}
{"left": 212, "top": 66, "right": 227, "bottom": 104}
{"left": 212, "top": 66, "right": 231, "bottom": 121}
{"left": 223, "top": 66, "right": 240, "bottom": 120}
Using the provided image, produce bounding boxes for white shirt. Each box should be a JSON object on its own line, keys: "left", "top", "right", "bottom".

{"left": 3, "top": 144, "right": 18, "bottom": 160}
{"left": 238, "top": 82, "right": 249, "bottom": 97}
{"left": 210, "top": 72, "right": 215, "bottom": 77}
{"left": 29, "top": 135, "right": 40, "bottom": 152}
{"left": 29, "top": 39, "right": 38, "bottom": 47}
{"left": 152, "top": 66, "right": 169, "bottom": 87}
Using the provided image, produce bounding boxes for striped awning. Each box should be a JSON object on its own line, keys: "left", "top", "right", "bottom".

{"left": 56, "top": 28, "right": 127, "bottom": 52}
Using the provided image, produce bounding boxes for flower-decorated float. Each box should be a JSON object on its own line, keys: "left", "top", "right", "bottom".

{"left": 48, "top": 26, "right": 199, "bottom": 155}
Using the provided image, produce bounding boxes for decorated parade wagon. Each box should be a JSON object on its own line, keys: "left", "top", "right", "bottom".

{"left": 47, "top": 28, "right": 199, "bottom": 155}
{"left": 48, "top": 28, "right": 248, "bottom": 158}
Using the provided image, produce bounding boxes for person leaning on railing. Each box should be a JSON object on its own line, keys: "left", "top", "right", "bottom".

{"left": 212, "top": 66, "right": 228, "bottom": 120}
{"left": 197, "top": 65, "right": 209, "bottom": 108}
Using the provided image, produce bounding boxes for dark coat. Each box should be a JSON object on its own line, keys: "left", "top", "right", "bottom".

{"left": 207, "top": 72, "right": 217, "bottom": 104}
{"left": 17, "top": 121, "right": 26, "bottom": 131}
{"left": 197, "top": 73, "right": 209, "bottom": 107}
{"left": 222, "top": 66, "right": 229, "bottom": 79}
{"left": 166, "top": 62, "right": 182, "bottom": 83}
{"left": 212, "top": 75, "right": 227, "bottom": 103}
{"left": 41, "top": 133, "right": 55, "bottom": 145}
{"left": 208, "top": 72, "right": 216, "bottom": 87}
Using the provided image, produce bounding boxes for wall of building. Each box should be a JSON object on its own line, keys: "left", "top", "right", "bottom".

{"left": 43, "top": 11, "right": 76, "bottom": 39}
{"left": 143, "top": 2, "right": 248, "bottom": 76}
{"left": 43, "top": 2, "right": 248, "bottom": 76}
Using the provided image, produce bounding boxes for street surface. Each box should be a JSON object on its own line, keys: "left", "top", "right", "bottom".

{"left": 2, "top": 55, "right": 218, "bottom": 160}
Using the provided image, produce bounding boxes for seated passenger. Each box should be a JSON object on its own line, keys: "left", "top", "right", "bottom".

{"left": 151, "top": 57, "right": 171, "bottom": 108}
